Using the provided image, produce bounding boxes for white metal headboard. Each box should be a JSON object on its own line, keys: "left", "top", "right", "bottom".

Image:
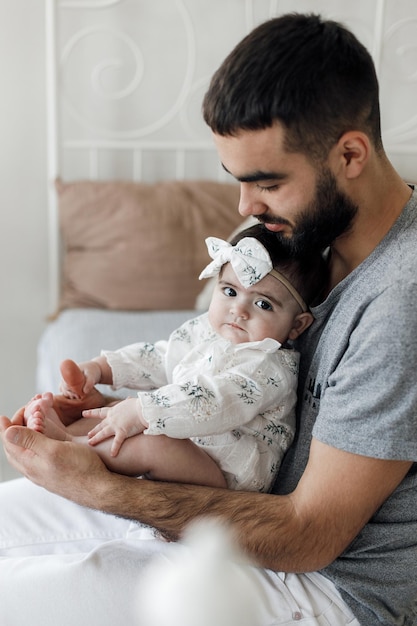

{"left": 45, "top": 0, "right": 250, "bottom": 310}
{"left": 45, "top": 0, "right": 417, "bottom": 311}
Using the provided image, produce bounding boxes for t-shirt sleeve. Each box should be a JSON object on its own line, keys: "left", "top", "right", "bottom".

{"left": 313, "top": 281, "right": 417, "bottom": 461}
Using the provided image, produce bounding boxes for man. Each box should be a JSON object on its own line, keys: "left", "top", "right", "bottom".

{"left": 1, "top": 13, "right": 416, "bottom": 626}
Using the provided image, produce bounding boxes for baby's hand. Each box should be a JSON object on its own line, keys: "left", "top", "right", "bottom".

{"left": 59, "top": 359, "right": 101, "bottom": 399}
{"left": 84, "top": 398, "right": 147, "bottom": 457}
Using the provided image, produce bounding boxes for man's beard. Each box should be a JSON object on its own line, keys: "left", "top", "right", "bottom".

{"left": 259, "top": 168, "right": 358, "bottom": 255}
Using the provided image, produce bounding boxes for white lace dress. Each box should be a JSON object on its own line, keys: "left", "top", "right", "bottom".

{"left": 103, "top": 313, "right": 298, "bottom": 492}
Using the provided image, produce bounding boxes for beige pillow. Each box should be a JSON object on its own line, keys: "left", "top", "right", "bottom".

{"left": 56, "top": 178, "right": 242, "bottom": 311}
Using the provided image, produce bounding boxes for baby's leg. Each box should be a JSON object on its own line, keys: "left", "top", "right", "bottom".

{"left": 94, "top": 434, "right": 228, "bottom": 489}
{"left": 25, "top": 393, "right": 227, "bottom": 488}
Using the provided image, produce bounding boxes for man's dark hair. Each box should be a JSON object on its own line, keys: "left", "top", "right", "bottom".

{"left": 203, "top": 13, "right": 382, "bottom": 161}
{"left": 229, "top": 223, "right": 327, "bottom": 306}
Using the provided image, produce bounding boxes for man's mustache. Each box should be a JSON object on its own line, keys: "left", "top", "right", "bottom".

{"left": 256, "top": 215, "right": 291, "bottom": 227}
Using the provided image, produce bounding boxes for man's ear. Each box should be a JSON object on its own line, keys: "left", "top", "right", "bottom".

{"left": 288, "top": 312, "right": 314, "bottom": 340}
{"left": 332, "top": 131, "right": 370, "bottom": 180}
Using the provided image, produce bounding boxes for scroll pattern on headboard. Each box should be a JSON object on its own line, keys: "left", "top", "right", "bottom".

{"left": 46, "top": 0, "right": 417, "bottom": 309}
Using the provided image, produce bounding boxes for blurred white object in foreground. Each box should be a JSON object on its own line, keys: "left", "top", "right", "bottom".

{"left": 137, "top": 518, "right": 266, "bottom": 626}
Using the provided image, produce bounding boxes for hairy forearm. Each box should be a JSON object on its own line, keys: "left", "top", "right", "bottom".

{"left": 87, "top": 472, "right": 309, "bottom": 571}
{"left": 4, "top": 422, "right": 398, "bottom": 575}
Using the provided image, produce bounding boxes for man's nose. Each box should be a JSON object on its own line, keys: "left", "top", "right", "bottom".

{"left": 238, "top": 184, "right": 267, "bottom": 218}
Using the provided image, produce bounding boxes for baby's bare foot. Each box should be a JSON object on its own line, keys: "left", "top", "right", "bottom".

{"left": 41, "top": 416, "right": 72, "bottom": 442}
{"left": 24, "top": 392, "right": 49, "bottom": 432}
{"left": 60, "top": 359, "right": 87, "bottom": 399}
{"left": 24, "top": 392, "right": 66, "bottom": 437}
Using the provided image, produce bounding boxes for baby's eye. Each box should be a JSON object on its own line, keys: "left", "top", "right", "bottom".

{"left": 255, "top": 299, "right": 273, "bottom": 311}
{"left": 223, "top": 286, "right": 237, "bottom": 297}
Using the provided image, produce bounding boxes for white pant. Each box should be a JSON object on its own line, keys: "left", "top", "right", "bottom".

{"left": 0, "top": 478, "right": 360, "bottom": 626}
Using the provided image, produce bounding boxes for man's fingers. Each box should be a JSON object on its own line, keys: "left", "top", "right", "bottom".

{"left": 10, "top": 406, "right": 25, "bottom": 424}
{"left": 2, "top": 425, "right": 41, "bottom": 452}
{"left": 0, "top": 415, "right": 12, "bottom": 433}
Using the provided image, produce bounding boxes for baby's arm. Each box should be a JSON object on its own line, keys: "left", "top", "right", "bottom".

{"left": 84, "top": 398, "right": 148, "bottom": 457}
{"left": 60, "top": 355, "right": 113, "bottom": 399}
{"left": 141, "top": 351, "right": 297, "bottom": 439}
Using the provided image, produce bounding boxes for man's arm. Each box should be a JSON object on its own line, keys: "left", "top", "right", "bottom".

{"left": 97, "top": 438, "right": 411, "bottom": 571}
{"left": 0, "top": 418, "right": 411, "bottom": 572}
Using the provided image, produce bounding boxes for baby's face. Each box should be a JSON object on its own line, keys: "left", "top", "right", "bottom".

{"left": 208, "top": 262, "right": 302, "bottom": 344}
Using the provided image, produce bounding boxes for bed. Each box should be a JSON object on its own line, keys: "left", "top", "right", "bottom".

{"left": 8, "top": 1, "right": 417, "bottom": 622}
{"left": 38, "top": 0, "right": 252, "bottom": 396}
{"left": 38, "top": 0, "right": 417, "bottom": 396}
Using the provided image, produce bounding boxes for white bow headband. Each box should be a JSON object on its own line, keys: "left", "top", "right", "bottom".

{"left": 199, "top": 236, "right": 307, "bottom": 312}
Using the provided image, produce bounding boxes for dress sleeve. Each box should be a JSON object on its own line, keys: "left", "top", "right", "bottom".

{"left": 102, "top": 339, "right": 170, "bottom": 390}
{"left": 101, "top": 314, "right": 208, "bottom": 391}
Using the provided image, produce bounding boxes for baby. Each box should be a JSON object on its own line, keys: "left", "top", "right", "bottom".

{"left": 24, "top": 224, "right": 325, "bottom": 492}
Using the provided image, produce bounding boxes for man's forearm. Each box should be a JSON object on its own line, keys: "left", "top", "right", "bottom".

{"left": 4, "top": 422, "right": 396, "bottom": 575}
{"left": 90, "top": 471, "right": 301, "bottom": 570}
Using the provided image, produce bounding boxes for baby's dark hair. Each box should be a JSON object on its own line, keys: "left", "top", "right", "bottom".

{"left": 229, "top": 223, "right": 327, "bottom": 306}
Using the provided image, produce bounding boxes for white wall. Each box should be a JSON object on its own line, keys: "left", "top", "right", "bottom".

{"left": 0, "top": 1, "right": 48, "bottom": 479}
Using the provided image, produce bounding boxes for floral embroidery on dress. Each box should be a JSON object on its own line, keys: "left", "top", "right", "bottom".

{"left": 264, "top": 375, "right": 282, "bottom": 388}
{"left": 171, "top": 316, "right": 216, "bottom": 346}
{"left": 130, "top": 343, "right": 164, "bottom": 382}
{"left": 136, "top": 343, "right": 164, "bottom": 368}
{"left": 171, "top": 327, "right": 192, "bottom": 344}
{"left": 180, "top": 381, "right": 217, "bottom": 420}
{"left": 227, "top": 374, "right": 261, "bottom": 404}
{"left": 270, "top": 459, "right": 281, "bottom": 475}
{"left": 144, "top": 390, "right": 171, "bottom": 408}
{"left": 243, "top": 407, "right": 294, "bottom": 448}
{"left": 264, "top": 421, "right": 292, "bottom": 445}
{"left": 261, "top": 408, "right": 294, "bottom": 447}
{"left": 279, "top": 350, "right": 299, "bottom": 376}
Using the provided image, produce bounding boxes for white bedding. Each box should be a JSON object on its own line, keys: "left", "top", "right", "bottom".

{"left": 37, "top": 308, "right": 196, "bottom": 398}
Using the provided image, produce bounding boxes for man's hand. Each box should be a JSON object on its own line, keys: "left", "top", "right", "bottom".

{"left": 12, "top": 386, "right": 111, "bottom": 429}
{"left": 0, "top": 417, "right": 109, "bottom": 506}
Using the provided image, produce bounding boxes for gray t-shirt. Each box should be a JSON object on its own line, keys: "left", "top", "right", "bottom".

{"left": 273, "top": 189, "right": 417, "bottom": 625}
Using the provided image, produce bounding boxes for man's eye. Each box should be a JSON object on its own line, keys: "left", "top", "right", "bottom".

{"left": 223, "top": 287, "right": 237, "bottom": 297}
{"left": 256, "top": 299, "right": 273, "bottom": 311}
{"left": 255, "top": 183, "right": 280, "bottom": 192}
